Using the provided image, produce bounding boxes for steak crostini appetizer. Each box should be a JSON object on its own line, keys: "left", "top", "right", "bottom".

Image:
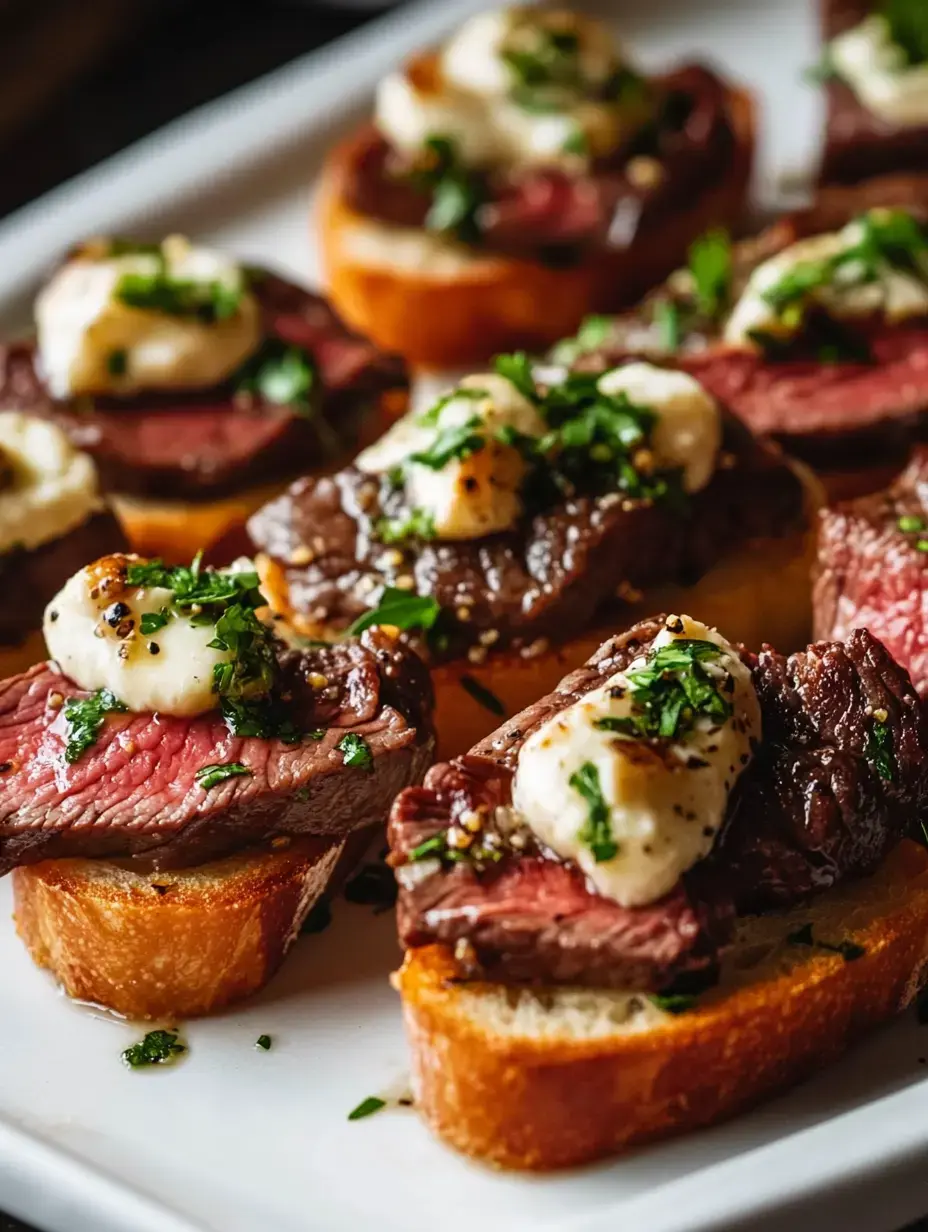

{"left": 0, "top": 552, "right": 434, "bottom": 1019}
{"left": 246, "top": 357, "right": 816, "bottom": 758}
{"left": 389, "top": 614, "right": 928, "bottom": 1169}
{"left": 818, "top": 0, "right": 928, "bottom": 184}
{"left": 554, "top": 176, "right": 928, "bottom": 496}
{"left": 0, "top": 235, "right": 407, "bottom": 559}
{"left": 320, "top": 6, "right": 754, "bottom": 366}
{"left": 0, "top": 411, "right": 125, "bottom": 675}
{"left": 815, "top": 444, "right": 928, "bottom": 696}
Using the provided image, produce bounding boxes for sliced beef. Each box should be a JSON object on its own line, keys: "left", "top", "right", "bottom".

{"left": 247, "top": 414, "right": 805, "bottom": 659}
{"left": 0, "top": 628, "right": 434, "bottom": 873}
{"left": 0, "top": 271, "right": 407, "bottom": 500}
{"left": 819, "top": 0, "right": 928, "bottom": 185}
{"left": 389, "top": 618, "right": 928, "bottom": 988}
{"left": 567, "top": 174, "right": 928, "bottom": 469}
{"left": 0, "top": 509, "right": 125, "bottom": 646}
{"left": 814, "top": 448, "right": 928, "bottom": 697}
{"left": 343, "top": 64, "right": 738, "bottom": 263}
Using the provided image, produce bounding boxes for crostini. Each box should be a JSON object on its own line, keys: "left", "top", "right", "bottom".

{"left": 818, "top": 0, "right": 928, "bottom": 184}
{"left": 246, "top": 356, "right": 817, "bottom": 758}
{"left": 0, "top": 411, "right": 125, "bottom": 677}
{"left": 0, "top": 235, "right": 407, "bottom": 560}
{"left": 388, "top": 614, "right": 928, "bottom": 1169}
{"left": 554, "top": 174, "right": 928, "bottom": 497}
{"left": 0, "top": 551, "right": 434, "bottom": 1018}
{"left": 320, "top": 6, "right": 754, "bottom": 367}
{"left": 815, "top": 443, "right": 928, "bottom": 696}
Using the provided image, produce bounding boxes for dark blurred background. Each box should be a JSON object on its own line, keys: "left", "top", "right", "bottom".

{"left": 0, "top": 0, "right": 388, "bottom": 220}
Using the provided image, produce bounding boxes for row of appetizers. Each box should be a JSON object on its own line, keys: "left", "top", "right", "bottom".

{"left": 3, "top": 0, "right": 928, "bottom": 1176}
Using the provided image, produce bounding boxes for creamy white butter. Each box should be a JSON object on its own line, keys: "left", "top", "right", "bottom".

{"left": 35, "top": 235, "right": 262, "bottom": 399}
{"left": 375, "top": 7, "right": 641, "bottom": 172}
{"left": 597, "top": 363, "right": 721, "bottom": 493}
{"left": 0, "top": 413, "right": 102, "bottom": 555}
{"left": 830, "top": 14, "right": 928, "bottom": 127}
{"left": 724, "top": 215, "right": 928, "bottom": 346}
{"left": 511, "top": 615, "right": 761, "bottom": 908}
{"left": 43, "top": 555, "right": 241, "bottom": 717}
{"left": 357, "top": 372, "right": 546, "bottom": 539}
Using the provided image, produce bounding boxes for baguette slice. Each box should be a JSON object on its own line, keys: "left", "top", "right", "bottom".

{"left": 395, "top": 840, "right": 928, "bottom": 1170}
{"left": 13, "top": 835, "right": 343, "bottom": 1019}
{"left": 319, "top": 87, "right": 754, "bottom": 369}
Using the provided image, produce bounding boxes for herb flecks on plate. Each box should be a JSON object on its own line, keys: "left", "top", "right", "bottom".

{"left": 348, "top": 1095, "right": 387, "bottom": 1121}
{"left": 122, "top": 1028, "right": 187, "bottom": 1069}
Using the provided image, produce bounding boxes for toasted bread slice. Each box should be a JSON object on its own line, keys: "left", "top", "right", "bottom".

{"left": 318, "top": 88, "right": 755, "bottom": 369}
{"left": 395, "top": 840, "right": 928, "bottom": 1171}
{"left": 13, "top": 836, "right": 343, "bottom": 1019}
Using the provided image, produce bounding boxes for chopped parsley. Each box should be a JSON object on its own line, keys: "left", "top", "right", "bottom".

{"left": 219, "top": 697, "right": 305, "bottom": 744}
{"left": 374, "top": 508, "right": 436, "bottom": 544}
{"left": 786, "top": 923, "right": 865, "bottom": 962}
{"left": 494, "top": 350, "right": 537, "bottom": 401}
{"left": 115, "top": 266, "right": 243, "bottom": 322}
{"left": 883, "top": 0, "right": 928, "bottom": 66}
{"left": 865, "top": 717, "right": 895, "bottom": 782}
{"left": 412, "top": 136, "right": 484, "bottom": 242}
{"left": 194, "top": 762, "right": 253, "bottom": 791}
{"left": 654, "top": 298, "right": 681, "bottom": 351}
{"left": 688, "top": 229, "right": 732, "bottom": 319}
{"left": 337, "top": 732, "right": 374, "bottom": 771}
{"left": 416, "top": 385, "right": 488, "bottom": 428}
{"left": 593, "top": 638, "right": 733, "bottom": 743}
{"left": 346, "top": 587, "right": 443, "bottom": 638}
{"left": 650, "top": 992, "right": 697, "bottom": 1014}
{"left": 235, "top": 339, "right": 316, "bottom": 412}
{"left": 139, "top": 610, "right": 168, "bottom": 635}
{"left": 63, "top": 689, "right": 128, "bottom": 764}
{"left": 348, "top": 1095, "right": 386, "bottom": 1121}
{"left": 460, "top": 674, "right": 506, "bottom": 716}
{"left": 550, "top": 314, "right": 613, "bottom": 363}
{"left": 899, "top": 514, "right": 926, "bottom": 533}
{"left": 569, "top": 761, "right": 618, "bottom": 863}
{"left": 255, "top": 1034, "right": 272, "bottom": 1051}
{"left": 122, "top": 1029, "right": 187, "bottom": 1069}
{"left": 409, "top": 417, "right": 485, "bottom": 469}
{"left": 406, "top": 828, "right": 502, "bottom": 867}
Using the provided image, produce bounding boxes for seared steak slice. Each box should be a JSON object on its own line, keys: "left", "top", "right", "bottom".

{"left": 0, "top": 510, "right": 125, "bottom": 646}
{"left": 389, "top": 619, "right": 928, "bottom": 988}
{"left": 0, "top": 629, "right": 433, "bottom": 873}
{"left": 814, "top": 449, "right": 928, "bottom": 698}
{"left": 711, "top": 629, "right": 928, "bottom": 911}
{"left": 248, "top": 415, "right": 805, "bottom": 658}
{"left": 0, "top": 271, "right": 407, "bottom": 500}
{"left": 344, "top": 65, "right": 736, "bottom": 263}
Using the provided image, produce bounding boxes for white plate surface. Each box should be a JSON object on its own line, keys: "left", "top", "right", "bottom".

{"left": 3, "top": 3, "right": 928, "bottom": 1231}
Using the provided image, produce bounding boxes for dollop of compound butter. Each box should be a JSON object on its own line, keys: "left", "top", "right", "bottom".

{"left": 830, "top": 14, "right": 928, "bottom": 128}
{"left": 43, "top": 554, "right": 257, "bottom": 717}
{"left": 375, "top": 7, "right": 649, "bottom": 172}
{"left": 510, "top": 615, "right": 761, "bottom": 908}
{"left": 0, "top": 412, "right": 101, "bottom": 555}
{"left": 35, "top": 235, "right": 262, "bottom": 399}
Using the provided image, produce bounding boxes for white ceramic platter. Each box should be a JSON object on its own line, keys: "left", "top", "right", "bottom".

{"left": 3, "top": 2, "right": 928, "bottom": 1230}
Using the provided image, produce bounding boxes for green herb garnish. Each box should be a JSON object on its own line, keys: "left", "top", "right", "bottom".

{"left": 346, "top": 587, "right": 443, "bottom": 638}
{"left": 654, "top": 299, "right": 681, "bottom": 351}
{"left": 650, "top": 992, "right": 697, "bottom": 1014}
{"left": 122, "top": 1029, "right": 187, "bottom": 1069}
{"left": 883, "top": 0, "right": 928, "bottom": 66}
{"left": 374, "top": 508, "right": 436, "bottom": 544}
{"left": 409, "top": 417, "right": 485, "bottom": 470}
{"left": 494, "top": 351, "right": 538, "bottom": 401}
{"left": 337, "top": 732, "right": 374, "bottom": 771}
{"left": 688, "top": 229, "right": 732, "bottom": 319}
{"left": 787, "top": 923, "right": 865, "bottom": 962}
{"left": 562, "top": 127, "right": 589, "bottom": 156}
{"left": 569, "top": 761, "right": 618, "bottom": 862}
{"left": 416, "top": 385, "right": 488, "bottom": 427}
{"left": 63, "top": 689, "right": 128, "bottom": 764}
{"left": 866, "top": 717, "right": 895, "bottom": 782}
{"left": 413, "top": 136, "right": 485, "bottom": 242}
{"left": 235, "top": 339, "right": 316, "bottom": 412}
{"left": 140, "top": 610, "right": 168, "bottom": 635}
{"left": 194, "top": 762, "right": 253, "bottom": 791}
{"left": 219, "top": 697, "right": 304, "bottom": 744}
{"left": 899, "top": 514, "right": 926, "bottom": 533}
{"left": 348, "top": 1096, "right": 386, "bottom": 1121}
{"left": 115, "top": 267, "right": 243, "bottom": 322}
{"left": 460, "top": 674, "right": 506, "bottom": 716}
{"left": 594, "top": 637, "right": 733, "bottom": 743}
{"left": 255, "top": 1034, "right": 272, "bottom": 1051}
